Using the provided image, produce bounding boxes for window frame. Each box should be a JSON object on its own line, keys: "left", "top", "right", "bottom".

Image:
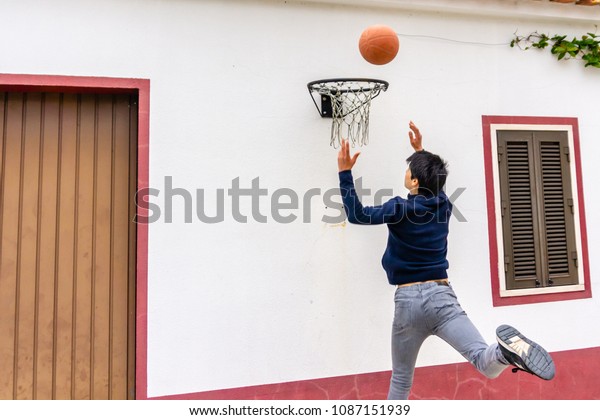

{"left": 482, "top": 116, "right": 591, "bottom": 306}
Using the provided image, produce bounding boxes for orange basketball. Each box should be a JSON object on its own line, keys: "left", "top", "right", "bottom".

{"left": 358, "top": 25, "right": 399, "bottom": 65}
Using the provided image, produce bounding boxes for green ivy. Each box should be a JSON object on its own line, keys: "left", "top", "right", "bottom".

{"left": 511, "top": 31, "right": 600, "bottom": 68}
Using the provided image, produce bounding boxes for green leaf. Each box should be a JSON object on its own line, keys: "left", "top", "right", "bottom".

{"left": 575, "top": 38, "right": 593, "bottom": 47}
{"left": 583, "top": 54, "right": 600, "bottom": 65}
{"left": 565, "top": 42, "right": 578, "bottom": 52}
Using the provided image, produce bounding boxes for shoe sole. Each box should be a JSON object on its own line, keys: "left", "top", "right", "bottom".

{"left": 496, "top": 324, "right": 555, "bottom": 380}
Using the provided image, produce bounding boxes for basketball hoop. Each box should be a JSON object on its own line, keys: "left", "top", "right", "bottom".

{"left": 307, "top": 78, "right": 388, "bottom": 148}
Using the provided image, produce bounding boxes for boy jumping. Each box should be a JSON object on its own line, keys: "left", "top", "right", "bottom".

{"left": 337, "top": 121, "right": 555, "bottom": 400}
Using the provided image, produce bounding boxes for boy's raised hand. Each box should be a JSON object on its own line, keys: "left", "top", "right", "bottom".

{"left": 408, "top": 121, "right": 424, "bottom": 152}
{"left": 337, "top": 139, "right": 360, "bottom": 172}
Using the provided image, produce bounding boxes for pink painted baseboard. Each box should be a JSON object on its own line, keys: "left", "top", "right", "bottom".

{"left": 151, "top": 346, "right": 600, "bottom": 400}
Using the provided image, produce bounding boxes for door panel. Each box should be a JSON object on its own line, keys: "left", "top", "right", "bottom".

{"left": 0, "top": 92, "right": 137, "bottom": 400}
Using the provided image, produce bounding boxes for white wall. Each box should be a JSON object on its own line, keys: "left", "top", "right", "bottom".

{"left": 1, "top": 0, "right": 599, "bottom": 398}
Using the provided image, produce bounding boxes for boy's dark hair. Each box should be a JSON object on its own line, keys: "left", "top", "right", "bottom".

{"left": 406, "top": 150, "right": 448, "bottom": 196}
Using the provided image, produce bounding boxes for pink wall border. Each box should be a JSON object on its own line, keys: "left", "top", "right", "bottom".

{"left": 0, "top": 73, "right": 150, "bottom": 399}
{"left": 149, "top": 346, "right": 600, "bottom": 400}
{"left": 481, "top": 115, "right": 591, "bottom": 307}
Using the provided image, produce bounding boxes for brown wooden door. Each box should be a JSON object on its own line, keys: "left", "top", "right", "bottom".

{"left": 0, "top": 92, "right": 137, "bottom": 399}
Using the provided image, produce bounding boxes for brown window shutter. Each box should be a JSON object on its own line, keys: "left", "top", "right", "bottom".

{"left": 497, "top": 131, "right": 543, "bottom": 290}
{"left": 534, "top": 131, "right": 579, "bottom": 287}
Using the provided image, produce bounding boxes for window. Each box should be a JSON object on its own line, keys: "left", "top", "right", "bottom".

{"left": 497, "top": 130, "right": 577, "bottom": 289}
{"left": 482, "top": 116, "right": 591, "bottom": 306}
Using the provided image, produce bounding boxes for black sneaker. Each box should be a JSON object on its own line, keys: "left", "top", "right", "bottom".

{"left": 496, "top": 324, "right": 555, "bottom": 380}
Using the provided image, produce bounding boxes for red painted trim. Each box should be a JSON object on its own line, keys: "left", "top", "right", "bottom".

{"left": 0, "top": 73, "right": 150, "bottom": 400}
{"left": 481, "top": 116, "right": 501, "bottom": 305}
{"left": 481, "top": 115, "right": 592, "bottom": 307}
{"left": 151, "top": 371, "right": 392, "bottom": 400}
{"left": 149, "top": 346, "right": 600, "bottom": 400}
{"left": 0, "top": 73, "right": 146, "bottom": 94}
{"left": 135, "top": 81, "right": 150, "bottom": 401}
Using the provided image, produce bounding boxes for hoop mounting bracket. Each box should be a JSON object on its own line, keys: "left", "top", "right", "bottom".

{"left": 319, "top": 94, "right": 333, "bottom": 118}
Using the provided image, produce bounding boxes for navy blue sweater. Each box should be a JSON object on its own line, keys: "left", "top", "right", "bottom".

{"left": 339, "top": 170, "right": 452, "bottom": 285}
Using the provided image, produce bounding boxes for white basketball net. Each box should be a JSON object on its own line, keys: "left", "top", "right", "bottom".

{"left": 309, "top": 79, "right": 387, "bottom": 148}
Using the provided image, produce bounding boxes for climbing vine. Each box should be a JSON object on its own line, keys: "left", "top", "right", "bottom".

{"left": 511, "top": 30, "right": 600, "bottom": 68}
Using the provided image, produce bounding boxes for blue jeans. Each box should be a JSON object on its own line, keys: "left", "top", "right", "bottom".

{"left": 388, "top": 282, "right": 507, "bottom": 400}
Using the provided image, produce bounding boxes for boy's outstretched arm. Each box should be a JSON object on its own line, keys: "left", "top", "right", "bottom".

{"left": 337, "top": 139, "right": 403, "bottom": 225}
